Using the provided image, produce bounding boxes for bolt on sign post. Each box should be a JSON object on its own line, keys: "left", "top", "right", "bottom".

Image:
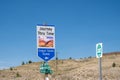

{"left": 96, "top": 43, "right": 103, "bottom": 80}
{"left": 37, "top": 24, "right": 55, "bottom": 62}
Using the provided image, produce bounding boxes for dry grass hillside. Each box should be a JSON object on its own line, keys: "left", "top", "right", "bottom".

{"left": 0, "top": 52, "right": 120, "bottom": 80}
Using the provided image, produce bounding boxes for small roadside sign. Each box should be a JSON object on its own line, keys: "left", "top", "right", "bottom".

{"left": 40, "top": 62, "right": 53, "bottom": 74}
{"left": 96, "top": 43, "right": 103, "bottom": 80}
{"left": 96, "top": 43, "right": 103, "bottom": 58}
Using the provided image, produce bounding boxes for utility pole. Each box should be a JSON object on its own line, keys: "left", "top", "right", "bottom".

{"left": 55, "top": 52, "right": 58, "bottom": 75}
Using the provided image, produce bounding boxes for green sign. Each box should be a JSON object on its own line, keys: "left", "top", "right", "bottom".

{"left": 40, "top": 62, "right": 53, "bottom": 74}
{"left": 96, "top": 43, "right": 103, "bottom": 58}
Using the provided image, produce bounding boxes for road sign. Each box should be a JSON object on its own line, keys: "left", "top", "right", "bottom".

{"left": 96, "top": 43, "right": 103, "bottom": 80}
{"left": 37, "top": 25, "right": 55, "bottom": 61}
{"left": 40, "top": 62, "right": 53, "bottom": 74}
{"left": 96, "top": 43, "right": 103, "bottom": 58}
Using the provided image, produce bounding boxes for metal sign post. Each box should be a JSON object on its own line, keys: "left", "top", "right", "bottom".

{"left": 96, "top": 43, "right": 103, "bottom": 80}
{"left": 98, "top": 58, "right": 102, "bottom": 80}
{"left": 45, "top": 73, "right": 49, "bottom": 80}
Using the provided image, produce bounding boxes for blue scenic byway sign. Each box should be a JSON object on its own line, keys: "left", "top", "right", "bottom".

{"left": 38, "top": 48, "right": 55, "bottom": 62}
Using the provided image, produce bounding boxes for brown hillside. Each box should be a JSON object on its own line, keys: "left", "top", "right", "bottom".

{"left": 103, "top": 52, "right": 120, "bottom": 56}
{"left": 0, "top": 52, "right": 120, "bottom": 80}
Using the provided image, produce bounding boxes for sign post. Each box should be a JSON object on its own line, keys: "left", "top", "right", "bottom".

{"left": 37, "top": 24, "right": 55, "bottom": 80}
{"left": 96, "top": 43, "right": 103, "bottom": 80}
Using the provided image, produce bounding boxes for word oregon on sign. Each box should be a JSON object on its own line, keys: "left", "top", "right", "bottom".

{"left": 37, "top": 24, "right": 55, "bottom": 61}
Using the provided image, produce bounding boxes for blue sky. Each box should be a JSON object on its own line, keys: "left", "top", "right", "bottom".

{"left": 0, "top": 0, "right": 120, "bottom": 69}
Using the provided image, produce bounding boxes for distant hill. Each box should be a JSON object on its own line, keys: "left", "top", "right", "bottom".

{"left": 0, "top": 52, "right": 120, "bottom": 80}
{"left": 103, "top": 51, "right": 120, "bottom": 56}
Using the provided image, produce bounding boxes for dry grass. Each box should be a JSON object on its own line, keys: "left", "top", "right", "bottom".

{"left": 0, "top": 52, "right": 120, "bottom": 80}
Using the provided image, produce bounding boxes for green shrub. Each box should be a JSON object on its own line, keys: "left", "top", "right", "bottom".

{"left": 69, "top": 57, "right": 72, "bottom": 60}
{"left": 10, "top": 67, "right": 13, "bottom": 71}
{"left": 2, "top": 75, "right": 5, "bottom": 78}
{"left": 28, "top": 60, "right": 32, "bottom": 64}
{"left": 88, "top": 56, "right": 92, "bottom": 58}
{"left": 22, "top": 61, "right": 25, "bottom": 65}
{"left": 112, "top": 62, "right": 116, "bottom": 67}
{"left": 16, "top": 72, "right": 21, "bottom": 77}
